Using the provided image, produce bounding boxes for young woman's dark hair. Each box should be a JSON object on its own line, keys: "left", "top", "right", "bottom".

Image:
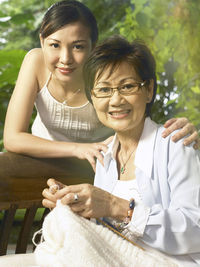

{"left": 40, "top": 0, "right": 98, "bottom": 46}
{"left": 83, "top": 35, "right": 157, "bottom": 116}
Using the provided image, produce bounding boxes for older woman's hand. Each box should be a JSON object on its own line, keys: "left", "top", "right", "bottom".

{"left": 42, "top": 178, "right": 66, "bottom": 209}
{"left": 55, "top": 183, "right": 128, "bottom": 219}
{"left": 162, "top": 117, "right": 199, "bottom": 149}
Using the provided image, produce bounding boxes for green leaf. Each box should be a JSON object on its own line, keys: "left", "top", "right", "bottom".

{"left": 0, "top": 50, "right": 26, "bottom": 67}
{"left": 191, "top": 86, "right": 200, "bottom": 94}
{"left": 10, "top": 13, "right": 34, "bottom": 25}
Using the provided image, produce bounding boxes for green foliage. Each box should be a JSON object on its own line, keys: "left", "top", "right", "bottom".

{"left": 0, "top": 0, "right": 199, "bottom": 151}
{"left": 0, "top": 49, "right": 27, "bottom": 150}
{"left": 83, "top": 0, "right": 131, "bottom": 41}
{"left": 118, "top": 0, "right": 200, "bottom": 125}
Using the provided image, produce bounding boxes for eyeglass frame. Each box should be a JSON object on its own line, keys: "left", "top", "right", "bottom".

{"left": 91, "top": 81, "right": 146, "bottom": 98}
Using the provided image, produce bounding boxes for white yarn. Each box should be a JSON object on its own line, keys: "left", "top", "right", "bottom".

{"left": 34, "top": 200, "right": 178, "bottom": 267}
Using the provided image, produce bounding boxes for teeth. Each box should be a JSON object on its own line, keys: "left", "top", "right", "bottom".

{"left": 110, "top": 110, "right": 129, "bottom": 115}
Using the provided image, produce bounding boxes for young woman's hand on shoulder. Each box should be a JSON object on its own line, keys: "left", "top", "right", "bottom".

{"left": 162, "top": 117, "right": 200, "bottom": 149}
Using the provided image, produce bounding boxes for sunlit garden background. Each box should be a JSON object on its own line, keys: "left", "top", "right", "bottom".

{"left": 0, "top": 0, "right": 200, "bottom": 152}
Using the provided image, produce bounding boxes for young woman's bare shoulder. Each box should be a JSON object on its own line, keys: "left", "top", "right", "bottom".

{"left": 25, "top": 48, "right": 48, "bottom": 87}
{"left": 25, "top": 48, "right": 44, "bottom": 66}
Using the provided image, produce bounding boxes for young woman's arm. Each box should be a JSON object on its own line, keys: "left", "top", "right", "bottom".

{"left": 3, "top": 49, "right": 107, "bottom": 171}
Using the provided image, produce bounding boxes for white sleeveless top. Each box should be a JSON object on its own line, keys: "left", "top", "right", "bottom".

{"left": 32, "top": 75, "right": 113, "bottom": 142}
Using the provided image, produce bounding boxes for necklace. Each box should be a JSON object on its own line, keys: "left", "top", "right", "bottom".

{"left": 62, "top": 89, "right": 81, "bottom": 105}
{"left": 119, "top": 148, "right": 136, "bottom": 174}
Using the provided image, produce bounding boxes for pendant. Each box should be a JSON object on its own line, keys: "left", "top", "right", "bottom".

{"left": 120, "top": 166, "right": 125, "bottom": 174}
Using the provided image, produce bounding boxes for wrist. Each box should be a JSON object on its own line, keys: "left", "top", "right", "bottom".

{"left": 112, "top": 198, "right": 135, "bottom": 232}
{"left": 110, "top": 196, "right": 129, "bottom": 221}
{"left": 70, "top": 142, "right": 79, "bottom": 158}
{"left": 111, "top": 196, "right": 135, "bottom": 222}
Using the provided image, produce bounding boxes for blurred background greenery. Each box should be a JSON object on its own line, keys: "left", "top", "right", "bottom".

{"left": 0, "top": 0, "right": 200, "bottom": 151}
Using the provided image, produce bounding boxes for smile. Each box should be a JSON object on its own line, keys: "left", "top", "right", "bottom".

{"left": 108, "top": 110, "right": 131, "bottom": 119}
{"left": 57, "top": 67, "right": 75, "bottom": 74}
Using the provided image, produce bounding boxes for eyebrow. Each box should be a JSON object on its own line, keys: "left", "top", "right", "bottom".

{"left": 46, "top": 38, "right": 87, "bottom": 43}
{"left": 95, "top": 77, "right": 137, "bottom": 86}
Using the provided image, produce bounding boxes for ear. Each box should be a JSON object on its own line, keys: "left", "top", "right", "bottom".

{"left": 146, "top": 79, "right": 154, "bottom": 103}
{"left": 90, "top": 94, "right": 94, "bottom": 104}
{"left": 39, "top": 34, "right": 44, "bottom": 49}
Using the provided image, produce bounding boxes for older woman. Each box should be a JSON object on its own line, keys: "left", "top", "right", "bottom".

{"left": 42, "top": 36, "right": 200, "bottom": 267}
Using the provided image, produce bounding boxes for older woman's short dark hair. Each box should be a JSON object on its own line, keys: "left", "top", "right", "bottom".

{"left": 83, "top": 35, "right": 157, "bottom": 116}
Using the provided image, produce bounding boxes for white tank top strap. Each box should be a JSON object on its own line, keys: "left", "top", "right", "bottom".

{"left": 44, "top": 72, "right": 52, "bottom": 88}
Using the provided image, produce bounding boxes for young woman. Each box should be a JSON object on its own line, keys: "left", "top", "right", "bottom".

{"left": 3, "top": 1, "right": 199, "bottom": 172}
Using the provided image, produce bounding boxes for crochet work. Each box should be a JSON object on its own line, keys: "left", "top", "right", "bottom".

{"left": 34, "top": 201, "right": 178, "bottom": 267}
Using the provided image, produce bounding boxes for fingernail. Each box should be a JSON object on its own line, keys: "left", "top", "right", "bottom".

{"left": 162, "top": 133, "right": 166, "bottom": 138}
{"left": 49, "top": 184, "right": 60, "bottom": 193}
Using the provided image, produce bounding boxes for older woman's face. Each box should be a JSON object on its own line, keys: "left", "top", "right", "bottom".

{"left": 91, "top": 62, "right": 153, "bottom": 135}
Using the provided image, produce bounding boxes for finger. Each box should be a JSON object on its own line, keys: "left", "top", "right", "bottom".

{"left": 163, "top": 118, "right": 177, "bottom": 128}
{"left": 56, "top": 183, "right": 91, "bottom": 200}
{"left": 67, "top": 183, "right": 90, "bottom": 193}
{"left": 167, "top": 117, "right": 189, "bottom": 128}
{"left": 61, "top": 192, "right": 81, "bottom": 205}
{"left": 193, "top": 142, "right": 199, "bottom": 150}
{"left": 162, "top": 119, "right": 190, "bottom": 138}
{"left": 55, "top": 186, "right": 70, "bottom": 199}
{"left": 42, "top": 188, "right": 57, "bottom": 202}
{"left": 103, "top": 135, "right": 114, "bottom": 145}
{"left": 55, "top": 184, "right": 84, "bottom": 199}
{"left": 171, "top": 124, "right": 195, "bottom": 142}
{"left": 47, "top": 178, "right": 57, "bottom": 187}
{"left": 96, "top": 143, "right": 108, "bottom": 154}
{"left": 47, "top": 178, "right": 66, "bottom": 190}
{"left": 163, "top": 117, "right": 189, "bottom": 136}
{"left": 86, "top": 154, "right": 96, "bottom": 172}
{"left": 42, "top": 199, "right": 56, "bottom": 209}
{"left": 94, "top": 150, "right": 105, "bottom": 166}
{"left": 49, "top": 184, "right": 60, "bottom": 194}
{"left": 182, "top": 132, "right": 199, "bottom": 146}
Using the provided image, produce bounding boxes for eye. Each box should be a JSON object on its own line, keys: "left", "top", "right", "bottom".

{"left": 50, "top": 43, "right": 59, "bottom": 48}
{"left": 121, "top": 83, "right": 137, "bottom": 90}
{"left": 96, "top": 87, "right": 110, "bottom": 93}
{"left": 73, "top": 44, "right": 84, "bottom": 50}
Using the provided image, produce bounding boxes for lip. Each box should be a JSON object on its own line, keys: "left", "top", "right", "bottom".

{"left": 57, "top": 67, "right": 75, "bottom": 74}
{"left": 108, "top": 109, "right": 131, "bottom": 119}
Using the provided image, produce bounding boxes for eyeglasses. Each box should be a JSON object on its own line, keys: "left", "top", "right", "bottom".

{"left": 91, "top": 81, "right": 146, "bottom": 98}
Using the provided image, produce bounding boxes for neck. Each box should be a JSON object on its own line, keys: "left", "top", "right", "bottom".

{"left": 117, "top": 120, "right": 144, "bottom": 153}
{"left": 51, "top": 73, "right": 84, "bottom": 93}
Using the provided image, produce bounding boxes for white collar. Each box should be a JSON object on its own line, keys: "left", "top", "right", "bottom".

{"left": 104, "top": 134, "right": 119, "bottom": 171}
{"left": 103, "top": 117, "right": 158, "bottom": 177}
{"left": 134, "top": 117, "right": 158, "bottom": 178}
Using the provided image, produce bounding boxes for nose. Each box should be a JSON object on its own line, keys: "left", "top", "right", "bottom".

{"left": 109, "top": 89, "right": 124, "bottom": 106}
{"left": 60, "top": 48, "right": 73, "bottom": 65}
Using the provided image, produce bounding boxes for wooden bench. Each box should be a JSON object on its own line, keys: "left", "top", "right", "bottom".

{"left": 0, "top": 152, "right": 94, "bottom": 255}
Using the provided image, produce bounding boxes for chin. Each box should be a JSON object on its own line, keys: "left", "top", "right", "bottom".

{"left": 106, "top": 122, "right": 128, "bottom": 133}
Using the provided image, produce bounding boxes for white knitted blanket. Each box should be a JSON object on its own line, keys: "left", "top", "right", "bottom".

{"left": 34, "top": 201, "right": 178, "bottom": 267}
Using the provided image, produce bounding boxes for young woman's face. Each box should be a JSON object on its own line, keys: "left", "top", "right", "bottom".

{"left": 40, "top": 21, "right": 92, "bottom": 85}
{"left": 91, "top": 62, "right": 153, "bottom": 136}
